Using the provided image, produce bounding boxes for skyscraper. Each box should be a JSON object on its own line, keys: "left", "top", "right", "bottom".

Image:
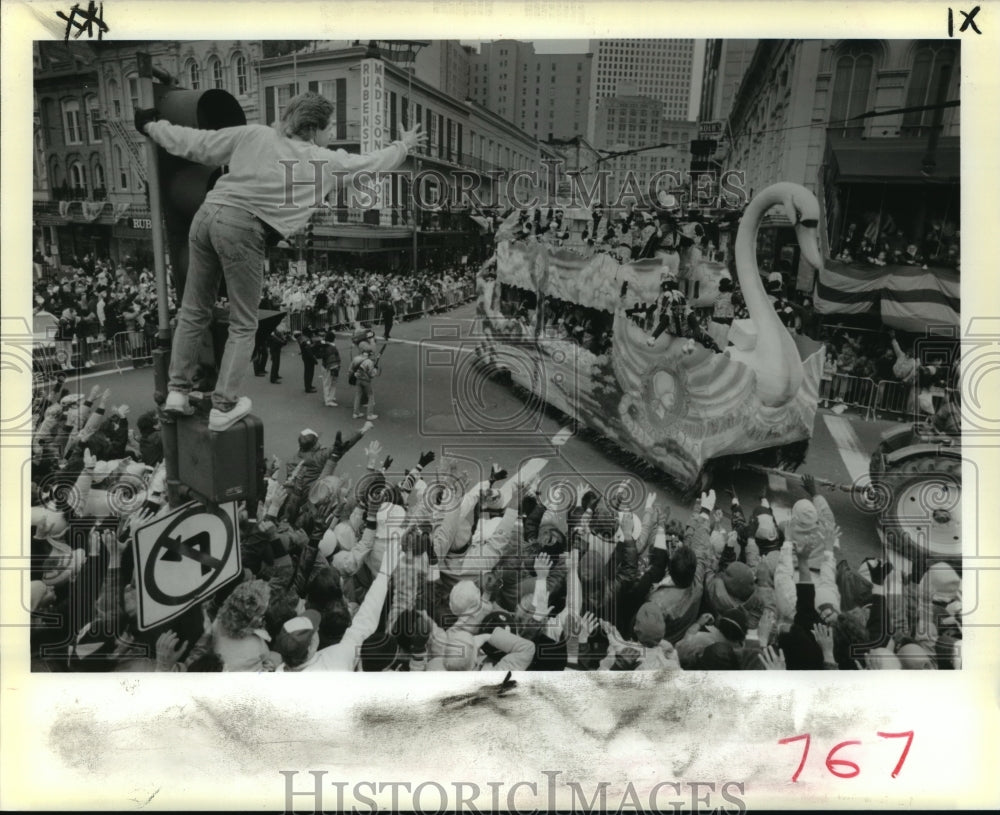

{"left": 699, "top": 39, "right": 758, "bottom": 123}
{"left": 468, "top": 40, "right": 591, "bottom": 140}
{"left": 587, "top": 39, "right": 698, "bottom": 141}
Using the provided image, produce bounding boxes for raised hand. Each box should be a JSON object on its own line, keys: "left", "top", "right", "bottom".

{"left": 83, "top": 447, "right": 96, "bottom": 469}
{"left": 155, "top": 630, "right": 188, "bottom": 671}
{"left": 399, "top": 124, "right": 427, "bottom": 151}
{"left": 759, "top": 645, "right": 786, "bottom": 670}
{"left": 364, "top": 439, "right": 383, "bottom": 469}
{"left": 382, "top": 455, "right": 393, "bottom": 472}
{"left": 801, "top": 473, "right": 817, "bottom": 497}
{"left": 267, "top": 483, "right": 288, "bottom": 517}
{"left": 417, "top": 450, "right": 436, "bottom": 468}
{"left": 533, "top": 551, "right": 552, "bottom": 579}
{"left": 128, "top": 506, "right": 154, "bottom": 536}
{"left": 757, "top": 607, "right": 776, "bottom": 647}
{"left": 812, "top": 622, "right": 836, "bottom": 662}
{"left": 578, "top": 611, "right": 599, "bottom": 643}
{"left": 602, "top": 620, "right": 630, "bottom": 653}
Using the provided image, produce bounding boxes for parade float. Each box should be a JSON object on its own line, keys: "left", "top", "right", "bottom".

{"left": 473, "top": 182, "right": 826, "bottom": 490}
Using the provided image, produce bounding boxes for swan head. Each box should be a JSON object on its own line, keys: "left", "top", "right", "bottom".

{"left": 781, "top": 187, "right": 824, "bottom": 272}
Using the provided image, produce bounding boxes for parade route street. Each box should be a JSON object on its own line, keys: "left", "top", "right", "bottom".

{"left": 75, "top": 303, "right": 896, "bottom": 567}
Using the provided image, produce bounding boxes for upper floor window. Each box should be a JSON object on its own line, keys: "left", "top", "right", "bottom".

{"left": 830, "top": 45, "right": 877, "bottom": 138}
{"left": 234, "top": 54, "right": 248, "bottom": 95}
{"left": 901, "top": 44, "right": 957, "bottom": 137}
{"left": 69, "top": 161, "right": 86, "bottom": 191}
{"left": 188, "top": 61, "right": 201, "bottom": 90}
{"left": 210, "top": 57, "right": 225, "bottom": 89}
{"left": 127, "top": 74, "right": 140, "bottom": 118}
{"left": 86, "top": 95, "right": 102, "bottom": 142}
{"left": 61, "top": 99, "right": 83, "bottom": 145}
{"left": 107, "top": 78, "right": 122, "bottom": 118}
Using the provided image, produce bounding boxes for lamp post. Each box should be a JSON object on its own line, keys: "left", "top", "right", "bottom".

{"left": 400, "top": 43, "right": 429, "bottom": 274}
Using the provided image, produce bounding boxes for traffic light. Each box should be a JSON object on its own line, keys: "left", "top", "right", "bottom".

{"left": 151, "top": 84, "right": 246, "bottom": 299}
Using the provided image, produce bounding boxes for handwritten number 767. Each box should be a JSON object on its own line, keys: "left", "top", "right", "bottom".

{"left": 778, "top": 731, "right": 914, "bottom": 782}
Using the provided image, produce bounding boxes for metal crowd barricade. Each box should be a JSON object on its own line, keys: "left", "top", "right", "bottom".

{"left": 111, "top": 330, "right": 155, "bottom": 372}
{"left": 825, "top": 373, "right": 877, "bottom": 420}
{"left": 872, "top": 378, "right": 915, "bottom": 420}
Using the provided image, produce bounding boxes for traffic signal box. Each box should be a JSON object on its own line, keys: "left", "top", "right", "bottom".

{"left": 148, "top": 73, "right": 268, "bottom": 511}
{"left": 175, "top": 412, "right": 265, "bottom": 509}
{"left": 151, "top": 84, "right": 246, "bottom": 299}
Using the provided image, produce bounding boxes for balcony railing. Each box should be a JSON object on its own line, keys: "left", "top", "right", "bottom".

{"left": 49, "top": 186, "right": 108, "bottom": 202}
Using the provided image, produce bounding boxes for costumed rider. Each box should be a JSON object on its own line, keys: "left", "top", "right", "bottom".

{"left": 647, "top": 274, "right": 687, "bottom": 345}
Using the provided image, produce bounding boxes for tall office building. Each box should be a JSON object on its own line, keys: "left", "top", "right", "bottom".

{"left": 587, "top": 39, "right": 698, "bottom": 141}
{"left": 468, "top": 40, "right": 591, "bottom": 140}
{"left": 699, "top": 39, "right": 758, "bottom": 123}
{"left": 593, "top": 95, "right": 664, "bottom": 150}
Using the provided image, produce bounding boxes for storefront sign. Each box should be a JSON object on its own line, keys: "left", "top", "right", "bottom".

{"left": 360, "top": 58, "right": 386, "bottom": 153}
{"left": 358, "top": 58, "right": 388, "bottom": 217}
{"left": 131, "top": 217, "right": 152, "bottom": 230}
{"left": 698, "top": 120, "right": 724, "bottom": 139}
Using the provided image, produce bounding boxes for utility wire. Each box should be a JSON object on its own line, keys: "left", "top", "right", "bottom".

{"left": 584, "top": 99, "right": 960, "bottom": 172}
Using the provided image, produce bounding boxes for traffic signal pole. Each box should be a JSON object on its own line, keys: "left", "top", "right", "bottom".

{"left": 136, "top": 52, "right": 182, "bottom": 507}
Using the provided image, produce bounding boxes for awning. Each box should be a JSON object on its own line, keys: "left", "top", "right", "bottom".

{"left": 814, "top": 260, "right": 959, "bottom": 332}
{"left": 828, "top": 135, "right": 959, "bottom": 184}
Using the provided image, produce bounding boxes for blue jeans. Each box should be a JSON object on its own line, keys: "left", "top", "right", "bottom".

{"left": 168, "top": 203, "right": 265, "bottom": 410}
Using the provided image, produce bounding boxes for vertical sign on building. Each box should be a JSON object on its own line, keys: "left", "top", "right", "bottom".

{"left": 359, "top": 58, "right": 389, "bottom": 221}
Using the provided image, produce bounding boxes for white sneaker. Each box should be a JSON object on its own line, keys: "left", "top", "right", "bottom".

{"left": 163, "top": 390, "right": 194, "bottom": 415}
{"left": 84, "top": 361, "right": 95, "bottom": 368}
{"left": 208, "top": 396, "right": 252, "bottom": 431}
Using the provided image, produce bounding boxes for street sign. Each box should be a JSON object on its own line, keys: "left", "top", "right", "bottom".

{"left": 698, "top": 120, "right": 724, "bottom": 139}
{"left": 133, "top": 500, "right": 241, "bottom": 631}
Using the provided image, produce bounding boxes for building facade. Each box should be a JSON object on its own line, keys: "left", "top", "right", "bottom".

{"left": 587, "top": 39, "right": 697, "bottom": 142}
{"left": 258, "top": 43, "right": 555, "bottom": 269}
{"left": 33, "top": 40, "right": 263, "bottom": 269}
{"left": 723, "top": 39, "right": 959, "bottom": 260}
{"left": 593, "top": 95, "right": 664, "bottom": 150}
{"left": 469, "top": 41, "right": 591, "bottom": 141}
{"left": 698, "top": 39, "right": 758, "bottom": 124}
{"left": 414, "top": 40, "right": 472, "bottom": 101}
{"left": 33, "top": 42, "right": 109, "bottom": 264}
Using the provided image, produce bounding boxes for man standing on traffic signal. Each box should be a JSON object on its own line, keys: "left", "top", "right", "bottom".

{"left": 136, "top": 92, "right": 425, "bottom": 431}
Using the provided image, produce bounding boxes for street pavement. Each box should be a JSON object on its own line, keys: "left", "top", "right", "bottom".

{"left": 71, "top": 303, "right": 896, "bottom": 567}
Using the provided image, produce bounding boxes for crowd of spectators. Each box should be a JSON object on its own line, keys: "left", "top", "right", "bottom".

{"left": 28, "top": 378, "right": 961, "bottom": 672}
{"left": 257, "top": 262, "right": 478, "bottom": 333}
{"left": 835, "top": 213, "right": 960, "bottom": 270}
{"left": 31, "top": 254, "right": 478, "bottom": 374}
{"left": 32, "top": 255, "right": 164, "bottom": 370}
